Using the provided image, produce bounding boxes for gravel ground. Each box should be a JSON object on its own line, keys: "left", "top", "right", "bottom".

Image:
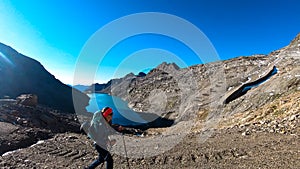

{"left": 0, "top": 126, "right": 299, "bottom": 169}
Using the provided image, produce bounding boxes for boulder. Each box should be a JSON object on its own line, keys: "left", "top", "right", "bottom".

{"left": 16, "top": 94, "right": 38, "bottom": 107}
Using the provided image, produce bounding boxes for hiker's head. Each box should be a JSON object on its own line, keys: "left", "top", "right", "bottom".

{"left": 101, "top": 107, "right": 113, "bottom": 123}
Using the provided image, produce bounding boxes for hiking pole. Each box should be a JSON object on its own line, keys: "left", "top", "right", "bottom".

{"left": 122, "top": 134, "right": 131, "bottom": 169}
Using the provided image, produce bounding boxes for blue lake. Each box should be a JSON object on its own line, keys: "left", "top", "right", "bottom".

{"left": 86, "top": 93, "right": 147, "bottom": 126}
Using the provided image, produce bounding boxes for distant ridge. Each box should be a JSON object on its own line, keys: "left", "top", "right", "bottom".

{"left": 72, "top": 84, "right": 90, "bottom": 92}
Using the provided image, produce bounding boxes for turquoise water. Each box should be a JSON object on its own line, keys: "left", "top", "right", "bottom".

{"left": 86, "top": 93, "right": 147, "bottom": 126}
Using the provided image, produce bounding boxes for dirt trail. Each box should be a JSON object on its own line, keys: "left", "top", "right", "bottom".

{"left": 0, "top": 127, "right": 299, "bottom": 169}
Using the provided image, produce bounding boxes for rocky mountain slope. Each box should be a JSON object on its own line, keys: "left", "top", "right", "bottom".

{"left": 95, "top": 34, "right": 300, "bottom": 126}
{"left": 0, "top": 43, "right": 89, "bottom": 113}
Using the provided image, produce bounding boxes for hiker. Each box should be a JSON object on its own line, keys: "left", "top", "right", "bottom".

{"left": 84, "top": 107, "right": 123, "bottom": 169}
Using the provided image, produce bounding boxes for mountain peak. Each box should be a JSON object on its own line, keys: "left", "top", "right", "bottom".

{"left": 288, "top": 33, "right": 300, "bottom": 48}
{"left": 156, "top": 62, "right": 180, "bottom": 73}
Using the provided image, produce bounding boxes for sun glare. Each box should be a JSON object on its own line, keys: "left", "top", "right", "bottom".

{"left": 0, "top": 52, "right": 14, "bottom": 66}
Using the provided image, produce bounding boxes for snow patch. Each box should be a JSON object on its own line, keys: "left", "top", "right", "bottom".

{"left": 227, "top": 86, "right": 234, "bottom": 91}
{"left": 30, "top": 140, "right": 45, "bottom": 147}
{"left": 1, "top": 149, "right": 22, "bottom": 157}
{"left": 1, "top": 140, "right": 45, "bottom": 157}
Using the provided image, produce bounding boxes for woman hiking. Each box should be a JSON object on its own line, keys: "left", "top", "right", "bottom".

{"left": 83, "top": 107, "right": 123, "bottom": 169}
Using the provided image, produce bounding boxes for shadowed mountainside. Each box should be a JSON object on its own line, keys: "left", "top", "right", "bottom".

{"left": 0, "top": 43, "right": 89, "bottom": 113}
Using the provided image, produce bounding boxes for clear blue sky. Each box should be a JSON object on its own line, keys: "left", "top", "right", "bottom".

{"left": 0, "top": 0, "right": 299, "bottom": 85}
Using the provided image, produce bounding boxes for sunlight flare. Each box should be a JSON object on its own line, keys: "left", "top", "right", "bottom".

{"left": 0, "top": 52, "right": 14, "bottom": 66}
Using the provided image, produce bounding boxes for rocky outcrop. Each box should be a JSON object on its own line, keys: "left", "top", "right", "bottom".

{"left": 0, "top": 102, "right": 81, "bottom": 155}
{"left": 16, "top": 94, "right": 38, "bottom": 107}
{"left": 0, "top": 43, "right": 89, "bottom": 113}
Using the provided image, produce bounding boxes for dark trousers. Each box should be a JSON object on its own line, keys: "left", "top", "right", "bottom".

{"left": 88, "top": 144, "right": 113, "bottom": 169}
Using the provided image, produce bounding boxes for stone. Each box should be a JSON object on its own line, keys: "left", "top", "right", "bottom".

{"left": 242, "top": 131, "right": 250, "bottom": 136}
{"left": 39, "top": 114, "right": 56, "bottom": 125}
{"left": 289, "top": 115, "right": 296, "bottom": 121}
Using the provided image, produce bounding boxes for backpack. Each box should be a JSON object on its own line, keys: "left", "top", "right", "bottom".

{"left": 88, "top": 111, "right": 111, "bottom": 147}
{"left": 79, "top": 110, "right": 104, "bottom": 139}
